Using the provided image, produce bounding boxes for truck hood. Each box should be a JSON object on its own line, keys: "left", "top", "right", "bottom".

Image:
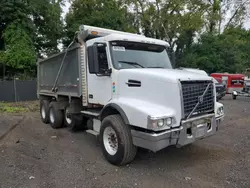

{"left": 116, "top": 68, "right": 215, "bottom": 129}
{"left": 119, "top": 68, "right": 212, "bottom": 83}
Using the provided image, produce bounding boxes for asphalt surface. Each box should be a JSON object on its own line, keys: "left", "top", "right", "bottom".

{"left": 0, "top": 95, "right": 249, "bottom": 188}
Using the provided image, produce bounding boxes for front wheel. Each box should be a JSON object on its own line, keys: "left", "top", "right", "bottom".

{"left": 100, "top": 115, "right": 137, "bottom": 166}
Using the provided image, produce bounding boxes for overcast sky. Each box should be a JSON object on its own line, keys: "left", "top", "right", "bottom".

{"left": 62, "top": 1, "right": 71, "bottom": 18}
{"left": 245, "top": 20, "right": 250, "bottom": 29}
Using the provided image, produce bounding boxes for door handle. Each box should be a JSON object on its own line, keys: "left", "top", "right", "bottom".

{"left": 126, "top": 80, "right": 141, "bottom": 87}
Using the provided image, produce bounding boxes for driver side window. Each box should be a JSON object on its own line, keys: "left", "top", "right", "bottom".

{"left": 87, "top": 43, "right": 110, "bottom": 75}
{"left": 97, "top": 46, "right": 109, "bottom": 73}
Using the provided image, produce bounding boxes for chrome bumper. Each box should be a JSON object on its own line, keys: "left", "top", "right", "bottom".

{"left": 216, "top": 115, "right": 224, "bottom": 129}
{"left": 132, "top": 114, "right": 222, "bottom": 152}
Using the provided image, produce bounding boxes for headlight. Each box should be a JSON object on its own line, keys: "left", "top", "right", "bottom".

{"left": 148, "top": 116, "right": 175, "bottom": 129}
{"left": 165, "top": 117, "right": 172, "bottom": 126}
{"left": 157, "top": 119, "right": 164, "bottom": 127}
{"left": 217, "top": 106, "right": 224, "bottom": 116}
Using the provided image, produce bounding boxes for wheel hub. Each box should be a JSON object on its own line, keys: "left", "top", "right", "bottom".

{"left": 103, "top": 126, "right": 118, "bottom": 155}
{"left": 65, "top": 108, "right": 72, "bottom": 124}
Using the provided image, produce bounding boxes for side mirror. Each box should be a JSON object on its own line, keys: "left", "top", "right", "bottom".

{"left": 88, "top": 43, "right": 100, "bottom": 74}
{"left": 166, "top": 47, "right": 176, "bottom": 68}
{"left": 87, "top": 43, "right": 110, "bottom": 76}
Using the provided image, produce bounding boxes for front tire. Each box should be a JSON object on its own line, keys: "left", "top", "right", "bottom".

{"left": 100, "top": 115, "right": 137, "bottom": 166}
{"left": 49, "top": 102, "right": 64, "bottom": 129}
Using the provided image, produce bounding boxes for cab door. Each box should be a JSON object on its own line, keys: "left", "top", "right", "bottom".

{"left": 87, "top": 42, "right": 112, "bottom": 105}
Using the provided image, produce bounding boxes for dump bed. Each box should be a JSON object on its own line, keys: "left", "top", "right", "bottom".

{"left": 37, "top": 44, "right": 83, "bottom": 98}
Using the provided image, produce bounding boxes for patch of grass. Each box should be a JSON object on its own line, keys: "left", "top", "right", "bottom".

{"left": 0, "top": 101, "right": 39, "bottom": 113}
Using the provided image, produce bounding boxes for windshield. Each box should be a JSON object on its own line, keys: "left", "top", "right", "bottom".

{"left": 110, "top": 41, "right": 172, "bottom": 69}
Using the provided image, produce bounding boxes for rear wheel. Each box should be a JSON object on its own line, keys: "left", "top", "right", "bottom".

{"left": 40, "top": 100, "right": 50, "bottom": 124}
{"left": 49, "top": 102, "right": 64, "bottom": 129}
{"left": 64, "top": 105, "right": 81, "bottom": 132}
{"left": 100, "top": 115, "right": 137, "bottom": 166}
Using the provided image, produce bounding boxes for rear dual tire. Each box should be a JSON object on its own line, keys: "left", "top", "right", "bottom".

{"left": 48, "top": 102, "right": 64, "bottom": 129}
{"left": 100, "top": 115, "right": 137, "bottom": 166}
{"left": 40, "top": 100, "right": 64, "bottom": 128}
{"left": 40, "top": 101, "right": 84, "bottom": 131}
{"left": 40, "top": 100, "right": 50, "bottom": 124}
{"left": 64, "top": 105, "right": 82, "bottom": 132}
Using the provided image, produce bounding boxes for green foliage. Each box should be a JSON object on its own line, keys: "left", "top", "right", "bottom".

{"left": 64, "top": 0, "right": 135, "bottom": 46}
{"left": 0, "top": 101, "right": 39, "bottom": 113}
{"left": 180, "top": 27, "right": 250, "bottom": 74}
{"left": 0, "top": 0, "right": 250, "bottom": 77}
{"left": 3, "top": 22, "right": 36, "bottom": 70}
{"left": 62, "top": 0, "right": 250, "bottom": 73}
{"left": 0, "top": 102, "right": 28, "bottom": 113}
{"left": 32, "top": 0, "right": 64, "bottom": 56}
{"left": 0, "top": 0, "right": 64, "bottom": 78}
{"left": 121, "top": 0, "right": 209, "bottom": 65}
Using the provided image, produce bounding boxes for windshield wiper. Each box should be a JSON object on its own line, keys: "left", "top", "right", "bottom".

{"left": 147, "top": 66, "right": 165, "bottom": 68}
{"left": 118, "top": 61, "right": 144, "bottom": 68}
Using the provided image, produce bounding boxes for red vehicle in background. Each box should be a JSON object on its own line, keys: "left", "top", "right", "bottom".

{"left": 210, "top": 73, "right": 245, "bottom": 94}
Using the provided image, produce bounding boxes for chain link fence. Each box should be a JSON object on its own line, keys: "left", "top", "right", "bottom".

{"left": 0, "top": 80, "right": 37, "bottom": 102}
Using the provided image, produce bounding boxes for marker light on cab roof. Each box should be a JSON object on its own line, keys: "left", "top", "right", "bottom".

{"left": 91, "top": 31, "right": 98, "bottom": 35}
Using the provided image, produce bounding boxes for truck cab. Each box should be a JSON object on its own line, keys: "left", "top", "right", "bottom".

{"left": 38, "top": 25, "right": 224, "bottom": 165}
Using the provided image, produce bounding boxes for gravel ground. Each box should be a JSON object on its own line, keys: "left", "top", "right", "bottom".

{"left": 0, "top": 95, "right": 249, "bottom": 188}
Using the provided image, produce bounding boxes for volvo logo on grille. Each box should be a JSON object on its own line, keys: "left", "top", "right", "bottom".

{"left": 198, "top": 95, "right": 204, "bottom": 103}
{"left": 187, "top": 83, "right": 211, "bottom": 119}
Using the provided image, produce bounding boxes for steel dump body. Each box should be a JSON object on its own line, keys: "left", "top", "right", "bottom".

{"left": 37, "top": 44, "right": 83, "bottom": 98}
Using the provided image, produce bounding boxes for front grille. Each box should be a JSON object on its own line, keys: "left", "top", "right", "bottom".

{"left": 181, "top": 80, "right": 214, "bottom": 119}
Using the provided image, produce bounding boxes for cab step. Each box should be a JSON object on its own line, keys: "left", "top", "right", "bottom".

{"left": 86, "top": 130, "right": 99, "bottom": 136}
{"left": 81, "top": 109, "right": 100, "bottom": 117}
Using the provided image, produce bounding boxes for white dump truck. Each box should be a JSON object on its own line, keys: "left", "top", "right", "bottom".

{"left": 37, "top": 25, "right": 224, "bottom": 165}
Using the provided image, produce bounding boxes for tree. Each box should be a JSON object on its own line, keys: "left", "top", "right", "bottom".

{"left": 3, "top": 22, "right": 36, "bottom": 73}
{"left": 0, "top": 0, "right": 64, "bottom": 78}
{"left": 203, "top": 0, "right": 250, "bottom": 34}
{"left": 0, "top": 0, "right": 34, "bottom": 77}
{"left": 32, "top": 0, "right": 64, "bottom": 56}
{"left": 180, "top": 27, "right": 250, "bottom": 74}
{"left": 64, "top": 0, "right": 136, "bottom": 47}
{"left": 123, "top": 0, "right": 208, "bottom": 65}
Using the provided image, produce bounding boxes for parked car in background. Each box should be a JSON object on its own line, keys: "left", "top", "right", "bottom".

{"left": 231, "top": 68, "right": 250, "bottom": 100}
{"left": 210, "top": 73, "right": 245, "bottom": 94}
{"left": 212, "top": 78, "right": 226, "bottom": 100}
